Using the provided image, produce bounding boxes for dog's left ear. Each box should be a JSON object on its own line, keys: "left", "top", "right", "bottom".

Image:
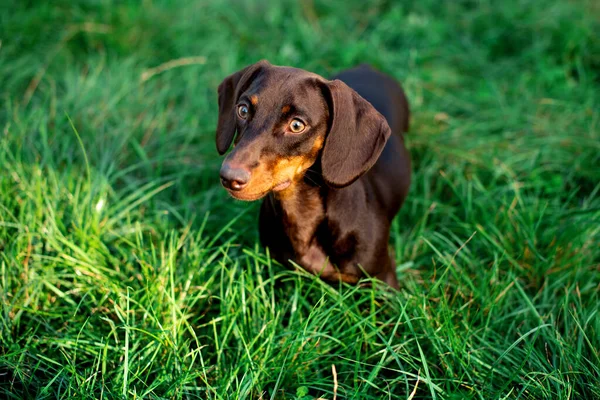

{"left": 321, "top": 79, "right": 391, "bottom": 188}
{"left": 216, "top": 60, "right": 270, "bottom": 155}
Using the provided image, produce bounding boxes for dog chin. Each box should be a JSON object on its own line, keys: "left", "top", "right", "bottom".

{"left": 226, "top": 189, "right": 269, "bottom": 201}
{"left": 227, "top": 180, "right": 292, "bottom": 201}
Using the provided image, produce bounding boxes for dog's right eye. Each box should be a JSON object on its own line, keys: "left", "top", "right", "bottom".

{"left": 237, "top": 105, "right": 249, "bottom": 119}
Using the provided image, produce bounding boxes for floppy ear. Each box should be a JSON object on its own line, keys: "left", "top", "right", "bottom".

{"left": 216, "top": 60, "right": 270, "bottom": 155}
{"left": 321, "top": 79, "right": 392, "bottom": 188}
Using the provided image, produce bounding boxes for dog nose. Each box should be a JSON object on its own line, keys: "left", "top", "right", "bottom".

{"left": 220, "top": 163, "right": 251, "bottom": 191}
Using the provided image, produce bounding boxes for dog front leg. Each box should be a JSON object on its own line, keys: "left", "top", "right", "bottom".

{"left": 298, "top": 245, "right": 360, "bottom": 284}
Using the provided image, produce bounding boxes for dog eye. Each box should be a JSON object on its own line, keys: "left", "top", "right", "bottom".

{"left": 237, "top": 105, "right": 249, "bottom": 119}
{"left": 289, "top": 119, "right": 306, "bottom": 133}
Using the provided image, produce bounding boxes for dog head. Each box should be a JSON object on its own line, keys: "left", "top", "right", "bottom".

{"left": 216, "top": 60, "right": 391, "bottom": 200}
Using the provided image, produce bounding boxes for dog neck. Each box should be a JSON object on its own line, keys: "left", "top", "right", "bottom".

{"left": 271, "top": 170, "right": 326, "bottom": 253}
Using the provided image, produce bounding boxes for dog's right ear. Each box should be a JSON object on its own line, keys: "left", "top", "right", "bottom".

{"left": 216, "top": 60, "right": 270, "bottom": 155}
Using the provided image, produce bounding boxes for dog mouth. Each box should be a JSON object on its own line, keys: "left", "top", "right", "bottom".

{"left": 226, "top": 179, "right": 291, "bottom": 201}
{"left": 226, "top": 190, "right": 268, "bottom": 201}
{"left": 272, "top": 180, "right": 291, "bottom": 192}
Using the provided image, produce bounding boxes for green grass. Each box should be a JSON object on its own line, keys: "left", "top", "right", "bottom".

{"left": 1, "top": 0, "right": 599, "bottom": 398}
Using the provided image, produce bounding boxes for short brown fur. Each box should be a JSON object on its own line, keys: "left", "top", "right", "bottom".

{"left": 216, "top": 61, "right": 411, "bottom": 289}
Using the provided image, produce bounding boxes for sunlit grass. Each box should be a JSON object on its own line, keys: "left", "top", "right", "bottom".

{"left": 1, "top": 0, "right": 599, "bottom": 398}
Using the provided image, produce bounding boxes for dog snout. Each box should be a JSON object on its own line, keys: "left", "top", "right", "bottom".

{"left": 220, "top": 163, "right": 251, "bottom": 191}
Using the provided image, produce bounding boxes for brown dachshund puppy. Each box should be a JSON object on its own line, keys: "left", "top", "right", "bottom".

{"left": 215, "top": 60, "right": 410, "bottom": 289}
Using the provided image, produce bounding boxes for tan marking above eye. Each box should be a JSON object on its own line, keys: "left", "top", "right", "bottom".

{"left": 250, "top": 95, "right": 258, "bottom": 105}
{"left": 281, "top": 105, "right": 290, "bottom": 114}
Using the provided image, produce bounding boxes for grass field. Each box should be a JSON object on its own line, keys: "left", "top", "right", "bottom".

{"left": 1, "top": 0, "right": 599, "bottom": 398}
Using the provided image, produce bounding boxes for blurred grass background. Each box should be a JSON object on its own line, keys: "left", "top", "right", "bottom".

{"left": 1, "top": 0, "right": 599, "bottom": 398}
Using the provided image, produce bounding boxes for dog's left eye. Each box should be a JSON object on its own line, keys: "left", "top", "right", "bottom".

{"left": 289, "top": 119, "right": 306, "bottom": 133}
{"left": 237, "top": 105, "right": 249, "bottom": 119}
